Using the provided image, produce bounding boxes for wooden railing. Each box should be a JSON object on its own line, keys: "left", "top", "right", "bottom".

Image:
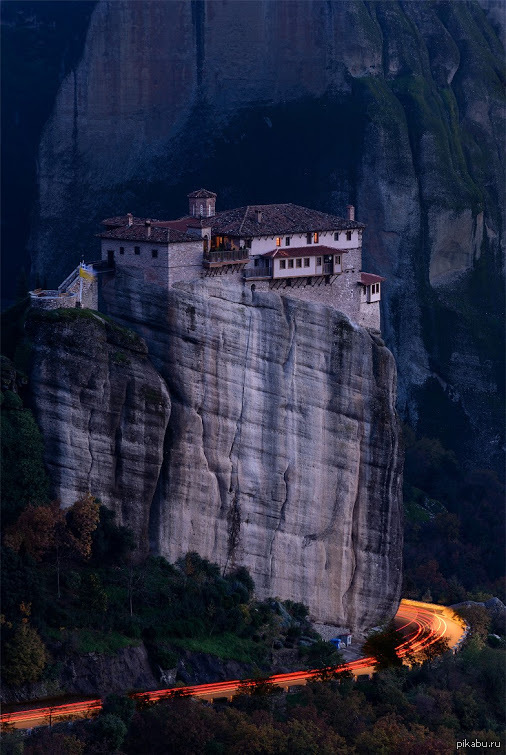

{"left": 203, "top": 250, "right": 249, "bottom": 266}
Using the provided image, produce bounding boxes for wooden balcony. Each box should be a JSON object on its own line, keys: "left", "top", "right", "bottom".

{"left": 203, "top": 249, "right": 249, "bottom": 268}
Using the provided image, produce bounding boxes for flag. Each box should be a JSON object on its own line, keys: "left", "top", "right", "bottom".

{"left": 79, "top": 263, "right": 96, "bottom": 282}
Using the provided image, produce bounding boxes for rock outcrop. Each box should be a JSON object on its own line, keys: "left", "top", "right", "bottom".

{"left": 26, "top": 309, "right": 171, "bottom": 546}
{"left": 26, "top": 0, "right": 504, "bottom": 475}
{"left": 29, "top": 280, "right": 403, "bottom": 630}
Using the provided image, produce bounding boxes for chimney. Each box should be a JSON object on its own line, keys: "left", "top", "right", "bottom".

{"left": 346, "top": 204, "right": 355, "bottom": 221}
{"left": 127, "top": 212, "right": 133, "bottom": 227}
{"left": 145, "top": 219, "right": 151, "bottom": 238}
{"left": 255, "top": 209, "right": 262, "bottom": 224}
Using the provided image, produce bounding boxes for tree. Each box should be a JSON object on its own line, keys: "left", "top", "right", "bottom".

{"left": 91, "top": 714, "right": 127, "bottom": 752}
{"left": 4, "top": 501, "right": 62, "bottom": 562}
{"left": 4, "top": 495, "right": 100, "bottom": 597}
{"left": 301, "top": 639, "right": 351, "bottom": 681}
{"left": 65, "top": 493, "right": 100, "bottom": 559}
{"left": 2, "top": 621, "right": 47, "bottom": 685}
{"left": 363, "top": 621, "right": 404, "bottom": 671}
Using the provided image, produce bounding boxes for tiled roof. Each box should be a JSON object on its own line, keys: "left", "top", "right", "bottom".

{"left": 261, "top": 245, "right": 350, "bottom": 259}
{"left": 98, "top": 225, "right": 198, "bottom": 244}
{"left": 101, "top": 215, "right": 161, "bottom": 228}
{"left": 210, "top": 204, "right": 365, "bottom": 237}
{"left": 187, "top": 188, "right": 217, "bottom": 198}
{"left": 360, "top": 272, "right": 386, "bottom": 285}
{"left": 154, "top": 217, "right": 209, "bottom": 232}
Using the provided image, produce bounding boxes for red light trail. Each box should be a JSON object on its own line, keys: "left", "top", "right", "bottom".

{"left": 0, "top": 600, "right": 466, "bottom": 730}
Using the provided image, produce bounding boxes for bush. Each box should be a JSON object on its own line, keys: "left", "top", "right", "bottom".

{"left": 2, "top": 623, "right": 47, "bottom": 685}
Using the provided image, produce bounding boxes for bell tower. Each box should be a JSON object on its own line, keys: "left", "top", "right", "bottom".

{"left": 188, "top": 188, "right": 217, "bottom": 217}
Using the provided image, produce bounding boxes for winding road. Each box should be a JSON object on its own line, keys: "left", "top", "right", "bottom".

{"left": 1, "top": 599, "right": 467, "bottom": 731}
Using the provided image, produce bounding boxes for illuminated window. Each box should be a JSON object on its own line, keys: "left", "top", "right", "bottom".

{"left": 334, "top": 232, "right": 339, "bottom": 241}
{"left": 285, "top": 237, "right": 291, "bottom": 246}
{"left": 152, "top": 249, "right": 158, "bottom": 258}
{"left": 276, "top": 237, "right": 281, "bottom": 247}
{"left": 304, "top": 258, "right": 310, "bottom": 267}
{"left": 306, "top": 233, "right": 312, "bottom": 244}
{"left": 296, "top": 258, "right": 302, "bottom": 268}
{"left": 279, "top": 260, "right": 286, "bottom": 269}
{"left": 134, "top": 246, "right": 140, "bottom": 255}
{"left": 288, "top": 259, "right": 294, "bottom": 269}
{"left": 316, "top": 257, "right": 322, "bottom": 266}
{"left": 313, "top": 232, "right": 319, "bottom": 243}
{"left": 346, "top": 231, "right": 352, "bottom": 241}
{"left": 119, "top": 247, "right": 124, "bottom": 255}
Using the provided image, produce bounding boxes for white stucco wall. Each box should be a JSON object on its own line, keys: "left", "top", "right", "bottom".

{"left": 248, "top": 229, "right": 361, "bottom": 255}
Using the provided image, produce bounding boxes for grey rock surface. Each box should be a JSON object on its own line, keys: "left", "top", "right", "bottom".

{"left": 27, "top": 310, "right": 171, "bottom": 548}
{"left": 29, "top": 0, "right": 504, "bottom": 476}
{"left": 30, "top": 278, "right": 403, "bottom": 630}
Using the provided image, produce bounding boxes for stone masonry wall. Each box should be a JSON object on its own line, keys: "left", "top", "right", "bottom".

{"left": 359, "top": 301, "right": 381, "bottom": 331}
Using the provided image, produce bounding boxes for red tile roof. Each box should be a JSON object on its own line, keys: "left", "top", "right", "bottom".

{"left": 360, "top": 272, "right": 386, "bottom": 285}
{"left": 261, "top": 245, "right": 349, "bottom": 259}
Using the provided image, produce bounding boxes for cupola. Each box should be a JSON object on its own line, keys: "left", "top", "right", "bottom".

{"left": 188, "top": 188, "right": 217, "bottom": 218}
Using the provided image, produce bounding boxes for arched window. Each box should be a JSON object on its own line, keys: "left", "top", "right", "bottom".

{"left": 200, "top": 203, "right": 204, "bottom": 216}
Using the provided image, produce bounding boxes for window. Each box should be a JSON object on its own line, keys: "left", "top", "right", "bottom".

{"left": 254, "top": 258, "right": 259, "bottom": 267}
{"left": 296, "top": 258, "right": 302, "bottom": 268}
{"left": 285, "top": 237, "right": 291, "bottom": 246}
{"left": 334, "top": 232, "right": 339, "bottom": 241}
{"left": 313, "top": 232, "right": 319, "bottom": 243}
{"left": 134, "top": 246, "right": 140, "bottom": 255}
{"left": 208, "top": 205, "right": 212, "bottom": 217}
{"left": 200, "top": 204, "right": 204, "bottom": 215}
{"left": 279, "top": 260, "right": 286, "bottom": 269}
{"left": 306, "top": 233, "right": 312, "bottom": 244}
{"left": 346, "top": 231, "right": 352, "bottom": 241}
{"left": 288, "top": 259, "right": 294, "bottom": 268}
{"left": 316, "top": 257, "right": 322, "bottom": 266}
{"left": 119, "top": 246, "right": 125, "bottom": 255}
{"left": 276, "top": 237, "right": 281, "bottom": 247}
{"left": 304, "top": 258, "right": 310, "bottom": 267}
{"left": 152, "top": 249, "right": 158, "bottom": 258}
{"left": 335, "top": 255, "right": 341, "bottom": 265}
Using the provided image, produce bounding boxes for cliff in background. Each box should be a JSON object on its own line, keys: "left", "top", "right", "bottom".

{"left": 24, "top": 0, "right": 504, "bottom": 475}
{"left": 28, "top": 280, "right": 403, "bottom": 630}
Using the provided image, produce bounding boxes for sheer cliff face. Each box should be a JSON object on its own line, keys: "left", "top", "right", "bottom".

{"left": 29, "top": 280, "right": 403, "bottom": 629}
{"left": 30, "top": 0, "right": 504, "bottom": 473}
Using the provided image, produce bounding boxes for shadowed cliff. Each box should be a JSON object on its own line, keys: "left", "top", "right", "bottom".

{"left": 19, "top": 0, "right": 504, "bottom": 476}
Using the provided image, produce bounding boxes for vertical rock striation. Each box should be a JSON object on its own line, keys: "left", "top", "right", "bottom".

{"left": 27, "top": 0, "right": 504, "bottom": 474}
{"left": 27, "top": 310, "right": 171, "bottom": 548}
{"left": 29, "top": 281, "right": 403, "bottom": 628}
